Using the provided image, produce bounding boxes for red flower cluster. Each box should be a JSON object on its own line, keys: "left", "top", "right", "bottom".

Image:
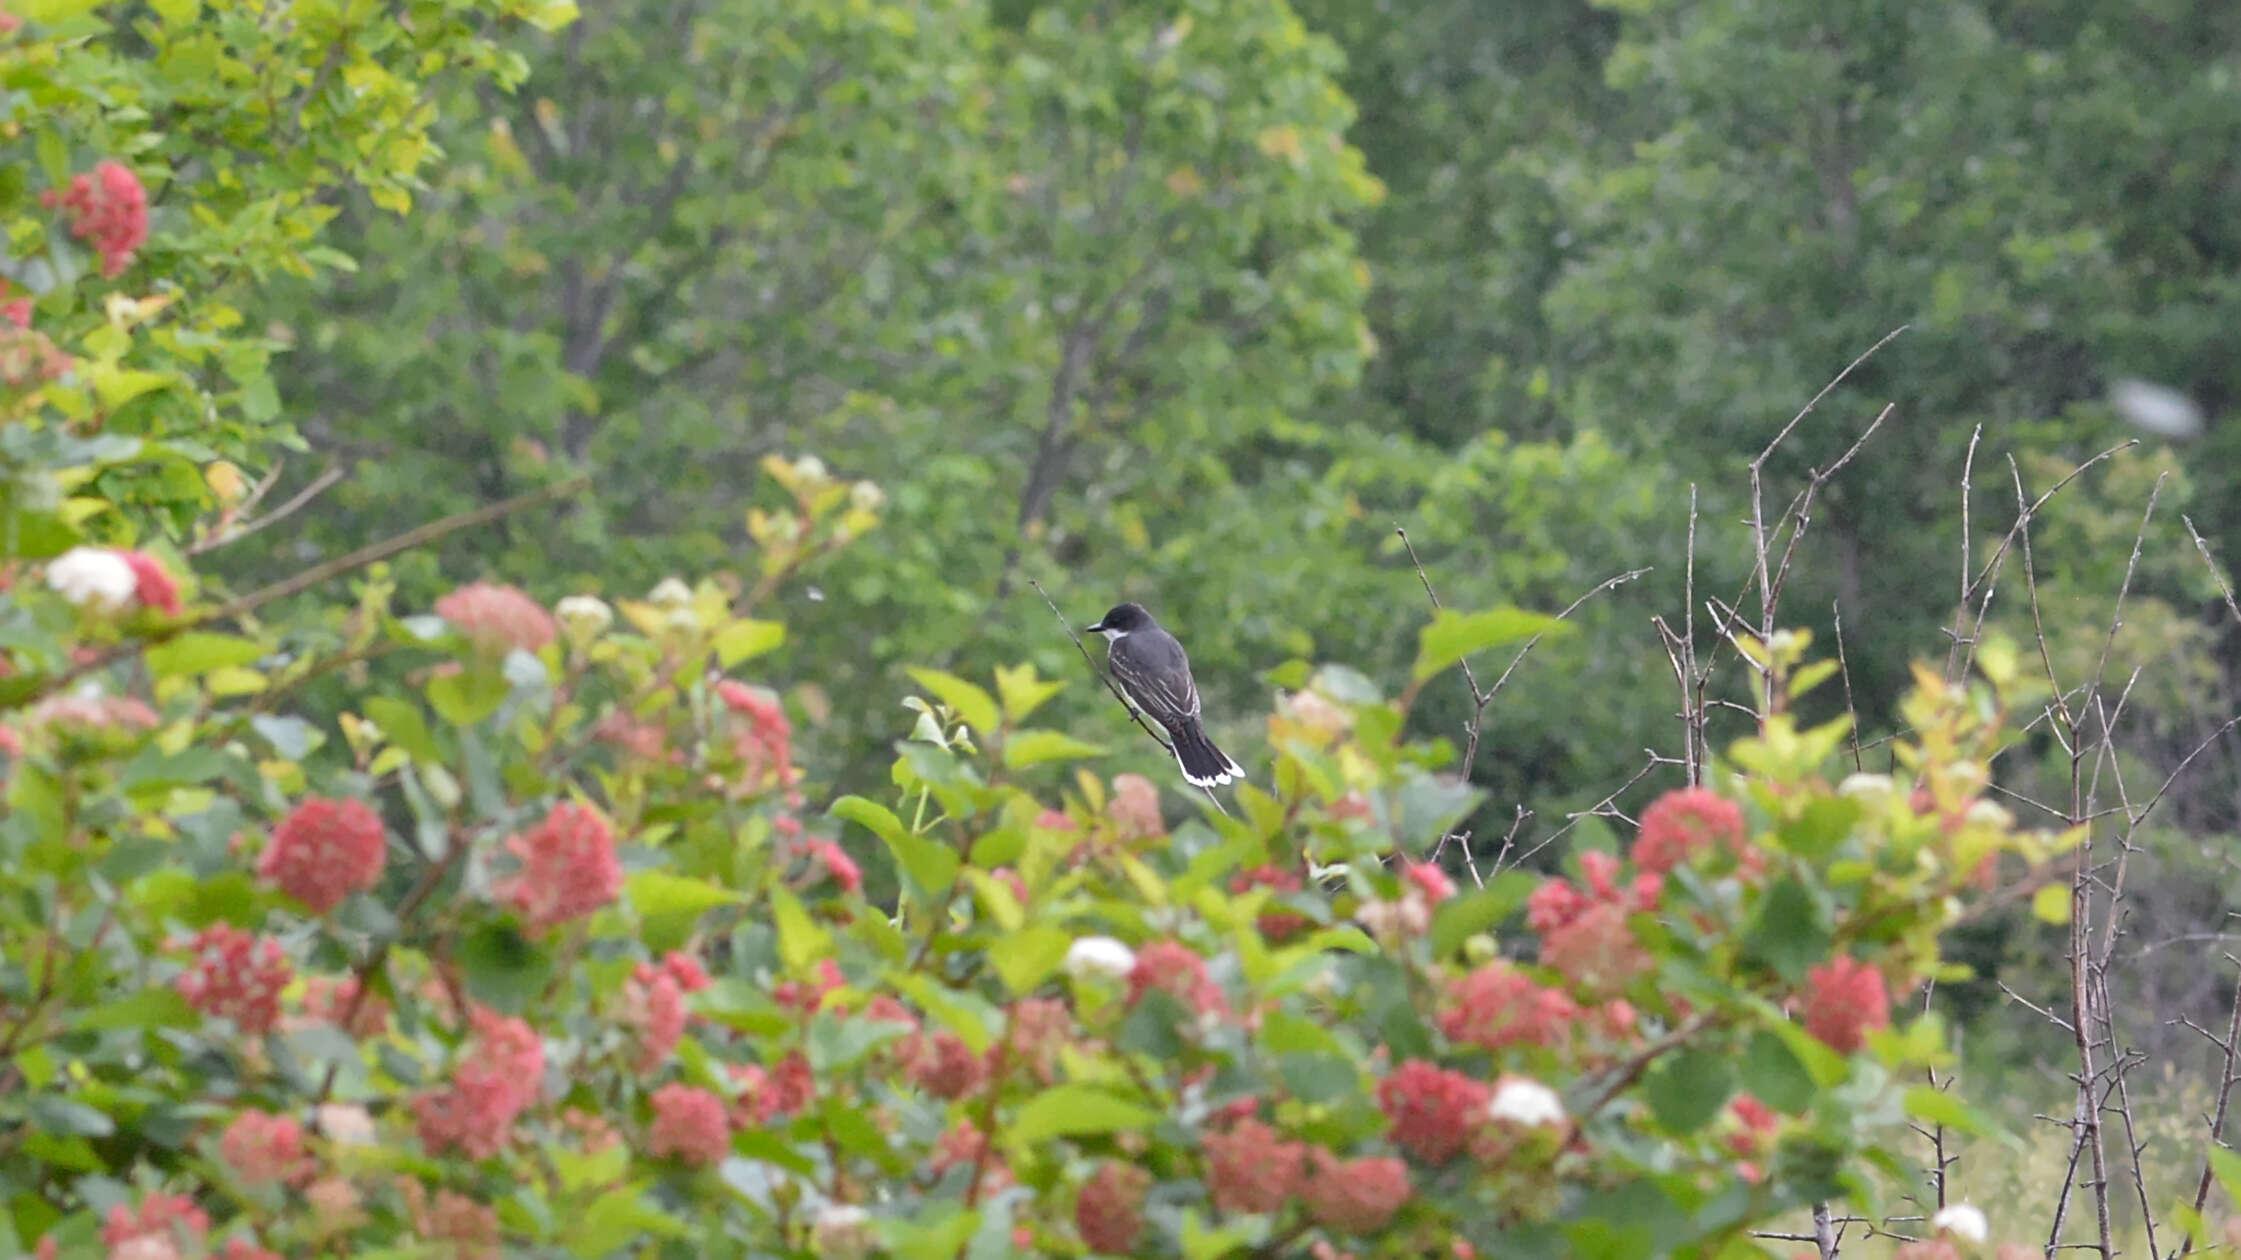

{"left": 1440, "top": 960, "right": 1578, "bottom": 1052}
{"left": 261, "top": 796, "right": 387, "bottom": 913}
{"left": 1403, "top": 861, "right": 1456, "bottom": 905}
{"left": 102, "top": 1191, "right": 208, "bottom": 1250}
{"left": 1632, "top": 787, "right": 1750, "bottom": 875}
{"left": 815, "top": 839, "right": 862, "bottom": 892}
{"left": 413, "top": 1007, "right": 545, "bottom": 1159}
{"left": 1005, "top": 997, "right": 1072, "bottom": 1084}
{"left": 729, "top": 1052, "right": 815, "bottom": 1126}
{"left": 1303, "top": 1149, "right": 1411, "bottom": 1234}
{"left": 434, "top": 581, "right": 556, "bottom": 655}
{"left": 775, "top": 958, "right": 846, "bottom": 1017}
{"left": 1202, "top": 1117, "right": 1305, "bottom": 1214}
{"left": 900, "top": 1029, "right": 988, "bottom": 1100}
{"left": 121, "top": 550, "right": 181, "bottom": 616}
{"left": 1076, "top": 1162, "right": 1151, "bottom": 1253}
{"left": 220, "top": 1108, "right": 313, "bottom": 1187}
{"left": 1109, "top": 772, "right": 1164, "bottom": 838}
{"left": 299, "top": 973, "right": 389, "bottom": 1039}
{"left": 658, "top": 949, "right": 713, "bottom": 993}
{"left": 175, "top": 924, "right": 292, "bottom": 1035}
{"left": 42, "top": 161, "right": 148, "bottom": 277}
{"left": 1537, "top": 901, "right": 1651, "bottom": 996}
{"left": 647, "top": 1083, "right": 731, "bottom": 1164}
{"left": 499, "top": 801, "right": 622, "bottom": 931}
{"left": 1377, "top": 1060, "right": 1490, "bottom": 1163}
{"left": 404, "top": 1186, "right": 501, "bottom": 1257}
{"left": 625, "top": 961, "right": 689, "bottom": 1073}
{"left": 1803, "top": 954, "right": 1890, "bottom": 1053}
{"left": 716, "top": 679, "right": 796, "bottom": 792}
{"left": 1127, "top": 940, "right": 1227, "bottom": 1016}
{"left": 1231, "top": 864, "right": 1308, "bottom": 941}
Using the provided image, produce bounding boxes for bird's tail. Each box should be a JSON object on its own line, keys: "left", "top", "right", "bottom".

{"left": 1167, "top": 718, "right": 1245, "bottom": 788}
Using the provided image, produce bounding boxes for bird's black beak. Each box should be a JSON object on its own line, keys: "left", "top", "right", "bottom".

{"left": 1083, "top": 620, "right": 1106, "bottom": 635}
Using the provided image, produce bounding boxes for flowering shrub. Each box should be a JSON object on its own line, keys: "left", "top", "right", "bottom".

{"left": 0, "top": 3, "right": 2116, "bottom": 1258}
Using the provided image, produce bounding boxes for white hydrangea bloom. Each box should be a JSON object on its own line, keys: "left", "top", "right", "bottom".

{"left": 1488, "top": 1077, "right": 1566, "bottom": 1127}
{"left": 1064, "top": 936, "right": 1136, "bottom": 983}
{"left": 1931, "top": 1204, "right": 1988, "bottom": 1243}
{"left": 554, "top": 594, "right": 614, "bottom": 643}
{"left": 46, "top": 546, "right": 137, "bottom": 612}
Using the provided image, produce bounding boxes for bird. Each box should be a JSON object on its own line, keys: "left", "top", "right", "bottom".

{"left": 1083, "top": 602, "right": 1245, "bottom": 789}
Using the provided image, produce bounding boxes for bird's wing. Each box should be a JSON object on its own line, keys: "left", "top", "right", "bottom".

{"left": 1110, "top": 632, "right": 1201, "bottom": 724}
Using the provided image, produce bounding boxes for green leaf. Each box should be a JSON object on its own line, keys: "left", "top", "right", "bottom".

{"left": 1429, "top": 870, "right": 1536, "bottom": 957}
{"left": 568, "top": 1186, "right": 684, "bottom": 1256}
{"left": 145, "top": 632, "right": 263, "bottom": 677}
{"left": 1002, "top": 729, "right": 1107, "bottom": 768}
{"left": 119, "top": 747, "right": 237, "bottom": 791}
{"left": 27, "top": 1096, "right": 115, "bottom": 1138}
{"left": 1740, "top": 878, "right": 1833, "bottom": 984}
{"left": 2210, "top": 1146, "right": 2241, "bottom": 1212}
{"left": 987, "top": 925, "right": 1071, "bottom": 995}
{"left": 993, "top": 662, "right": 1065, "bottom": 722}
{"left": 835, "top": 796, "right": 958, "bottom": 901}
{"left": 249, "top": 714, "right": 320, "bottom": 760}
{"left": 771, "top": 888, "right": 830, "bottom": 971}
{"left": 1008, "top": 1086, "right": 1158, "bottom": 1146}
{"left": 2032, "top": 883, "right": 2073, "bottom": 925}
{"left": 364, "top": 697, "right": 441, "bottom": 764}
{"left": 628, "top": 871, "right": 743, "bottom": 952}
{"left": 458, "top": 921, "right": 553, "bottom": 1014}
{"left": 713, "top": 618, "right": 786, "bottom": 666}
{"left": 881, "top": 1208, "right": 982, "bottom": 1260}
{"left": 1738, "top": 1030, "right": 1817, "bottom": 1114}
{"left": 1779, "top": 797, "right": 1861, "bottom": 859}
{"left": 427, "top": 665, "right": 510, "bottom": 727}
{"left": 68, "top": 987, "right": 193, "bottom": 1034}
{"left": 1411, "top": 606, "right": 1570, "bottom": 684}
{"left": 905, "top": 667, "right": 1000, "bottom": 736}
{"left": 1643, "top": 1047, "right": 1735, "bottom": 1134}
{"left": 1903, "top": 1086, "right": 2011, "bottom": 1142}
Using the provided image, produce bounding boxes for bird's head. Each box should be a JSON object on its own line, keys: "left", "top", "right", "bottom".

{"left": 1084, "top": 602, "right": 1153, "bottom": 640}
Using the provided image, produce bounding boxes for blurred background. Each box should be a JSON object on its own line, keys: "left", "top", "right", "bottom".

{"left": 227, "top": 0, "right": 2241, "bottom": 1204}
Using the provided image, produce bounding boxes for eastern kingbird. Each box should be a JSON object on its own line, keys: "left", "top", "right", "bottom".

{"left": 1084, "top": 602, "right": 1245, "bottom": 789}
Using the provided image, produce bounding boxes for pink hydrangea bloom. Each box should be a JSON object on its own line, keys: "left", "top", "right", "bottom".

{"left": 1202, "top": 1118, "right": 1304, "bottom": 1215}
{"left": 43, "top": 161, "right": 148, "bottom": 277}
{"left": 434, "top": 581, "right": 556, "bottom": 655}
{"left": 1538, "top": 901, "right": 1651, "bottom": 996}
{"left": 1440, "top": 961, "right": 1578, "bottom": 1052}
{"left": 260, "top": 796, "right": 386, "bottom": 914}
{"left": 499, "top": 802, "right": 622, "bottom": 931}
{"left": 900, "top": 1030, "right": 988, "bottom": 1100}
{"left": 299, "top": 974, "right": 389, "bottom": 1039}
{"left": 101, "top": 1191, "right": 208, "bottom": 1249}
{"left": 121, "top": 550, "right": 182, "bottom": 616}
{"left": 1126, "top": 940, "right": 1226, "bottom": 1016}
{"left": 1076, "top": 1162, "right": 1151, "bottom": 1253}
{"left": 1302, "top": 1150, "right": 1410, "bottom": 1234}
{"left": 412, "top": 1007, "right": 544, "bottom": 1159}
{"left": 174, "top": 924, "right": 291, "bottom": 1035}
{"left": 1632, "top": 787, "right": 1748, "bottom": 875}
{"left": 1803, "top": 955, "right": 1890, "bottom": 1053}
{"left": 1377, "top": 1060, "right": 1490, "bottom": 1164}
{"left": 1403, "top": 861, "right": 1456, "bottom": 905}
{"left": 219, "top": 1109, "right": 312, "bottom": 1187}
{"left": 1110, "top": 773, "right": 1164, "bottom": 838}
{"left": 646, "top": 1083, "right": 730, "bottom": 1164}
{"left": 625, "top": 962, "right": 687, "bottom": 1073}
